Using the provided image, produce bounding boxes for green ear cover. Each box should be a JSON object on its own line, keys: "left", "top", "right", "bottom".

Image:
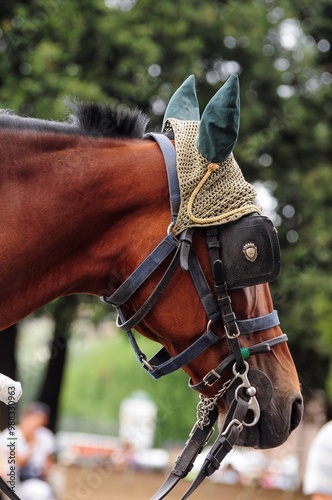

{"left": 197, "top": 74, "right": 240, "bottom": 163}
{"left": 162, "top": 75, "right": 200, "bottom": 129}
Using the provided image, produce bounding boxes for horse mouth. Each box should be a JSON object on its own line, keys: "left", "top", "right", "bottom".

{"left": 218, "top": 394, "right": 303, "bottom": 449}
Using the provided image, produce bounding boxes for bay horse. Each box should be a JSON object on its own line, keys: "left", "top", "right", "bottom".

{"left": 0, "top": 75, "right": 302, "bottom": 499}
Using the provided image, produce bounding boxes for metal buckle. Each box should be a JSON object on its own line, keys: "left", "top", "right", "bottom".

{"left": 203, "top": 369, "right": 221, "bottom": 387}
{"left": 115, "top": 314, "right": 122, "bottom": 328}
{"left": 225, "top": 321, "right": 240, "bottom": 339}
{"left": 141, "top": 358, "right": 154, "bottom": 371}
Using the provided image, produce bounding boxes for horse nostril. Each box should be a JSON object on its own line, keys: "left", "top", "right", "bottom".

{"left": 290, "top": 396, "right": 303, "bottom": 432}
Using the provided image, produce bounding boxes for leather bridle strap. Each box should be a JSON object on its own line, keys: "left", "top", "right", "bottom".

{"left": 0, "top": 476, "right": 21, "bottom": 500}
{"left": 180, "top": 398, "right": 249, "bottom": 500}
{"left": 143, "top": 328, "right": 220, "bottom": 378}
{"left": 150, "top": 406, "right": 219, "bottom": 500}
{"left": 115, "top": 242, "right": 182, "bottom": 332}
{"left": 102, "top": 233, "right": 178, "bottom": 307}
{"left": 102, "top": 134, "right": 284, "bottom": 382}
{"left": 145, "top": 132, "right": 180, "bottom": 225}
{"left": 188, "top": 334, "right": 288, "bottom": 391}
{"left": 102, "top": 131, "right": 179, "bottom": 309}
{"left": 144, "top": 312, "right": 282, "bottom": 380}
{"left": 206, "top": 227, "right": 245, "bottom": 370}
{"left": 151, "top": 396, "right": 249, "bottom": 500}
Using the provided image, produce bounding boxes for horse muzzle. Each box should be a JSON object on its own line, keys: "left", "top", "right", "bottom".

{"left": 222, "top": 383, "right": 303, "bottom": 448}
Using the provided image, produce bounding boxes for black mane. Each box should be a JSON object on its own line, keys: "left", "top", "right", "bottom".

{"left": 0, "top": 100, "right": 149, "bottom": 139}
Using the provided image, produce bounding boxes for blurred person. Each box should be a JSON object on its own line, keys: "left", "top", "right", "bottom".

{"left": 303, "top": 419, "right": 332, "bottom": 500}
{"left": 0, "top": 402, "right": 56, "bottom": 500}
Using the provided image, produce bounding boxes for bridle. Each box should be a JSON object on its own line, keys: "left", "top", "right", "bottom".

{"left": 101, "top": 133, "right": 288, "bottom": 499}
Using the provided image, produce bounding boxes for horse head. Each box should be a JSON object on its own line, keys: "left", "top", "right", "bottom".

{"left": 115, "top": 74, "right": 303, "bottom": 452}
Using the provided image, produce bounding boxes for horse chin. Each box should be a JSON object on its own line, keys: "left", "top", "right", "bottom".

{"left": 234, "top": 419, "right": 288, "bottom": 449}
{"left": 218, "top": 395, "right": 303, "bottom": 449}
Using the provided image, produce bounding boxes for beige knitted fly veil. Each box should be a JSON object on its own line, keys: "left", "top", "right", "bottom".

{"left": 162, "top": 74, "right": 260, "bottom": 235}
{"left": 164, "top": 117, "right": 260, "bottom": 235}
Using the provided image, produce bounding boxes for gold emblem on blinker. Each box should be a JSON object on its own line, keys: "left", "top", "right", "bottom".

{"left": 243, "top": 243, "right": 258, "bottom": 262}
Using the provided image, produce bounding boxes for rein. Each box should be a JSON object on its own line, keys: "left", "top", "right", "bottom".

{"left": 101, "top": 133, "right": 288, "bottom": 499}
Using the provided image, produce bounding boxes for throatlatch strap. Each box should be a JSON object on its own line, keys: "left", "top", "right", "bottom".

{"left": 102, "top": 233, "right": 178, "bottom": 306}
{"left": 116, "top": 243, "right": 182, "bottom": 332}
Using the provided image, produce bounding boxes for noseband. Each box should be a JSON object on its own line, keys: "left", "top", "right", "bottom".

{"left": 101, "top": 133, "right": 288, "bottom": 499}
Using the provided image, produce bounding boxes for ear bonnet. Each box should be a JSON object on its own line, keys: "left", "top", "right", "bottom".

{"left": 162, "top": 74, "right": 260, "bottom": 235}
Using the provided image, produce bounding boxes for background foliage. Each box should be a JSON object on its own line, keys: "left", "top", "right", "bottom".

{"left": 0, "top": 0, "right": 331, "bottom": 439}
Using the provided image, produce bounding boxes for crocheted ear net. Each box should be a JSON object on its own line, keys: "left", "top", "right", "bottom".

{"left": 165, "top": 118, "right": 260, "bottom": 235}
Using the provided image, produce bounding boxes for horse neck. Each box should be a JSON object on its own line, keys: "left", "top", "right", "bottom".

{"left": 0, "top": 131, "right": 169, "bottom": 329}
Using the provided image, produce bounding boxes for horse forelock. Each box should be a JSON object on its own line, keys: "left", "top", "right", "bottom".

{"left": 0, "top": 101, "right": 149, "bottom": 139}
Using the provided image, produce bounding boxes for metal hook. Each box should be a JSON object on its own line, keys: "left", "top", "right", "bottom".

{"left": 233, "top": 361, "right": 261, "bottom": 427}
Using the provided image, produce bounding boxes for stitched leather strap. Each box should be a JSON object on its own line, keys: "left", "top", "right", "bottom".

{"left": 0, "top": 476, "right": 21, "bottom": 500}
{"left": 144, "top": 132, "right": 180, "bottom": 224}
{"left": 188, "top": 333, "right": 288, "bottom": 391}
{"left": 116, "top": 243, "right": 182, "bottom": 332}
{"left": 141, "top": 311, "right": 281, "bottom": 380}
{"left": 180, "top": 398, "right": 249, "bottom": 500}
{"left": 187, "top": 248, "right": 221, "bottom": 323}
{"left": 143, "top": 329, "right": 220, "bottom": 379}
{"left": 102, "top": 234, "right": 178, "bottom": 306}
{"left": 150, "top": 406, "right": 219, "bottom": 500}
{"left": 151, "top": 396, "right": 249, "bottom": 500}
{"left": 237, "top": 309, "right": 280, "bottom": 334}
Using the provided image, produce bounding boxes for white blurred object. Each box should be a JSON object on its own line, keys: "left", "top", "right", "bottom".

{"left": 17, "top": 479, "right": 54, "bottom": 500}
{"left": 134, "top": 448, "right": 169, "bottom": 470}
{"left": 0, "top": 374, "right": 22, "bottom": 404}
{"left": 119, "top": 391, "right": 157, "bottom": 449}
